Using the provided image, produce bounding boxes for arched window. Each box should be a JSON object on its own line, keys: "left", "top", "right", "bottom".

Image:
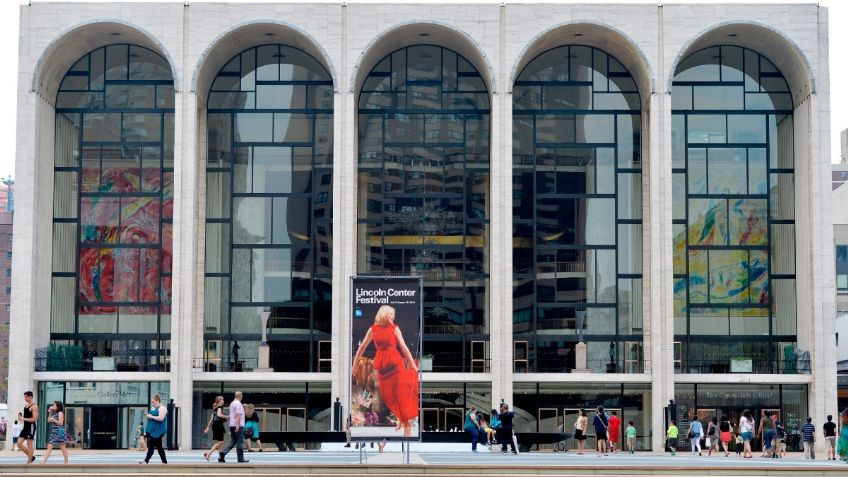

{"left": 51, "top": 45, "right": 175, "bottom": 371}
{"left": 671, "top": 46, "right": 795, "bottom": 373}
{"left": 205, "top": 45, "right": 333, "bottom": 372}
{"left": 357, "top": 45, "right": 490, "bottom": 372}
{"left": 512, "top": 46, "right": 643, "bottom": 373}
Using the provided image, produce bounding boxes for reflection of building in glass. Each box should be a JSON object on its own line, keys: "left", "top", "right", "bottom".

{"left": 357, "top": 45, "right": 490, "bottom": 358}
{"left": 0, "top": 180, "right": 12, "bottom": 403}
{"left": 513, "top": 46, "right": 643, "bottom": 374}
{"left": 8, "top": 2, "right": 834, "bottom": 455}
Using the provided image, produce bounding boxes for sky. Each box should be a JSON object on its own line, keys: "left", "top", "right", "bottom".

{"left": 0, "top": 0, "right": 844, "bottom": 177}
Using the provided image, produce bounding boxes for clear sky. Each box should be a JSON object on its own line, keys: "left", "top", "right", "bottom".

{"left": 0, "top": 0, "right": 844, "bottom": 177}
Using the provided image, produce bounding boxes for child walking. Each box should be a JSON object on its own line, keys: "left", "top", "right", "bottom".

{"left": 625, "top": 421, "right": 637, "bottom": 454}
{"left": 666, "top": 420, "right": 679, "bottom": 456}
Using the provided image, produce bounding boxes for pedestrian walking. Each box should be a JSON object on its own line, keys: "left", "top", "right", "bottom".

{"left": 498, "top": 403, "right": 517, "bottom": 454}
{"left": 666, "top": 420, "right": 679, "bottom": 455}
{"left": 219, "top": 391, "right": 248, "bottom": 463}
{"left": 40, "top": 401, "right": 69, "bottom": 464}
{"left": 463, "top": 405, "right": 481, "bottom": 452}
{"left": 574, "top": 409, "right": 588, "bottom": 455}
{"left": 758, "top": 410, "right": 776, "bottom": 458}
{"left": 244, "top": 404, "right": 263, "bottom": 452}
{"left": 625, "top": 421, "right": 636, "bottom": 454}
{"left": 824, "top": 414, "right": 837, "bottom": 460}
{"left": 687, "top": 413, "right": 702, "bottom": 455}
{"left": 202, "top": 396, "right": 227, "bottom": 461}
{"left": 138, "top": 394, "right": 168, "bottom": 464}
{"left": 135, "top": 424, "right": 147, "bottom": 451}
{"left": 17, "top": 391, "right": 38, "bottom": 463}
{"left": 706, "top": 416, "right": 718, "bottom": 456}
{"left": 739, "top": 409, "right": 754, "bottom": 458}
{"left": 719, "top": 415, "right": 733, "bottom": 457}
{"left": 837, "top": 409, "right": 848, "bottom": 463}
{"left": 593, "top": 406, "right": 609, "bottom": 456}
{"left": 801, "top": 416, "right": 816, "bottom": 459}
{"left": 608, "top": 411, "right": 621, "bottom": 453}
{"left": 775, "top": 419, "right": 787, "bottom": 458}
{"left": 11, "top": 420, "right": 22, "bottom": 451}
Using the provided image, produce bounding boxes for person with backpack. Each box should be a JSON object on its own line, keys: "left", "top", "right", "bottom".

{"left": 487, "top": 409, "right": 501, "bottom": 448}
{"left": 593, "top": 406, "right": 610, "bottom": 456}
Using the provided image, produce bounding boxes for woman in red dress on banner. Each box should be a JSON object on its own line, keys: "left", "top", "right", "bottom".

{"left": 352, "top": 305, "right": 419, "bottom": 436}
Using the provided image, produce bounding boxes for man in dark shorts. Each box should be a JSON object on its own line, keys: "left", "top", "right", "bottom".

{"left": 17, "top": 390, "right": 38, "bottom": 463}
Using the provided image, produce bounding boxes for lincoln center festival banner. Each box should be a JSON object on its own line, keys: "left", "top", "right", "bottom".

{"left": 350, "top": 276, "right": 422, "bottom": 440}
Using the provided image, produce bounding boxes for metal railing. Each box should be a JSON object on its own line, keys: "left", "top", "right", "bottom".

{"left": 192, "top": 357, "right": 259, "bottom": 372}
{"left": 675, "top": 358, "right": 810, "bottom": 374}
{"left": 35, "top": 355, "right": 169, "bottom": 372}
{"left": 513, "top": 358, "right": 648, "bottom": 374}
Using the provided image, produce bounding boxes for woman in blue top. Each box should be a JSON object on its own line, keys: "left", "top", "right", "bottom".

{"left": 688, "top": 412, "right": 703, "bottom": 455}
{"left": 139, "top": 394, "right": 168, "bottom": 464}
{"left": 593, "top": 406, "right": 609, "bottom": 456}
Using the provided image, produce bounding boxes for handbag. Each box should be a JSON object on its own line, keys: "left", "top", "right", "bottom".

{"left": 687, "top": 430, "right": 694, "bottom": 439}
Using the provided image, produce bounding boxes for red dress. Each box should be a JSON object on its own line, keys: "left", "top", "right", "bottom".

{"left": 371, "top": 324, "right": 419, "bottom": 423}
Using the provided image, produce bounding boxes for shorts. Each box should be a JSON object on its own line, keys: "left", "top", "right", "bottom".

{"left": 596, "top": 431, "right": 607, "bottom": 441}
{"left": 575, "top": 429, "right": 586, "bottom": 440}
{"left": 609, "top": 432, "right": 620, "bottom": 443}
{"left": 741, "top": 431, "right": 753, "bottom": 442}
{"left": 826, "top": 436, "right": 836, "bottom": 449}
{"left": 720, "top": 431, "right": 732, "bottom": 443}
{"left": 248, "top": 436, "right": 260, "bottom": 442}
{"left": 12, "top": 437, "right": 18, "bottom": 444}
{"left": 18, "top": 427, "right": 35, "bottom": 440}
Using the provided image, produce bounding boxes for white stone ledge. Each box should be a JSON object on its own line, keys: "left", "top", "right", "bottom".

{"left": 512, "top": 373, "right": 653, "bottom": 383}
{"left": 33, "top": 371, "right": 172, "bottom": 382}
{"left": 673, "top": 373, "right": 814, "bottom": 384}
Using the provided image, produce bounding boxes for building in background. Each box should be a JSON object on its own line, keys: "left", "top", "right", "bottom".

{"left": 0, "top": 178, "right": 13, "bottom": 404}
{"left": 8, "top": 2, "right": 835, "bottom": 453}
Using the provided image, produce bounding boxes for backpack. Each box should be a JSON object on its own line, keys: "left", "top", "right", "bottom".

{"left": 776, "top": 423, "right": 785, "bottom": 439}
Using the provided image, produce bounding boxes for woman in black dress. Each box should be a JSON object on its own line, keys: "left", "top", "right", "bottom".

{"left": 202, "top": 396, "right": 227, "bottom": 461}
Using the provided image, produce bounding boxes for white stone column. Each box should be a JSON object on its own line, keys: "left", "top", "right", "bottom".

{"left": 332, "top": 88, "right": 356, "bottom": 426}
{"left": 650, "top": 85, "right": 675, "bottom": 452}
{"left": 171, "top": 85, "right": 199, "bottom": 449}
{"left": 489, "top": 90, "right": 509, "bottom": 406}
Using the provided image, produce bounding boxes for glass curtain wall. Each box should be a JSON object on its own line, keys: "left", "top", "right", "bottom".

{"left": 357, "top": 46, "right": 490, "bottom": 372}
{"left": 50, "top": 45, "right": 175, "bottom": 372}
{"left": 512, "top": 46, "right": 643, "bottom": 373}
{"left": 671, "top": 46, "right": 796, "bottom": 373}
{"left": 205, "top": 45, "right": 333, "bottom": 372}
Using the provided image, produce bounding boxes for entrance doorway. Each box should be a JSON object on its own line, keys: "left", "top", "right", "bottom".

{"left": 90, "top": 407, "right": 119, "bottom": 449}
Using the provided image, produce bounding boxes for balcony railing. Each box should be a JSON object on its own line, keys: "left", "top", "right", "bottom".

{"left": 675, "top": 358, "right": 810, "bottom": 374}
{"left": 513, "top": 358, "right": 648, "bottom": 374}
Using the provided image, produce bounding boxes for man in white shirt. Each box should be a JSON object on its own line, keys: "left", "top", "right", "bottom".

{"left": 218, "top": 391, "right": 248, "bottom": 463}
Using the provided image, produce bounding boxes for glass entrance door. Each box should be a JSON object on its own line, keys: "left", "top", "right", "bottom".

{"left": 90, "top": 407, "right": 119, "bottom": 449}
{"left": 65, "top": 407, "right": 86, "bottom": 448}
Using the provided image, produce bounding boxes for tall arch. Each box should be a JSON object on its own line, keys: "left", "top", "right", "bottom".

{"left": 510, "top": 22, "right": 654, "bottom": 104}
{"left": 667, "top": 21, "right": 816, "bottom": 105}
{"left": 50, "top": 43, "right": 176, "bottom": 370}
{"left": 193, "top": 20, "right": 337, "bottom": 99}
{"left": 670, "top": 45, "right": 795, "bottom": 373}
{"left": 351, "top": 21, "right": 496, "bottom": 95}
{"left": 203, "top": 44, "right": 334, "bottom": 374}
{"left": 33, "top": 20, "right": 178, "bottom": 103}
{"left": 355, "top": 44, "right": 490, "bottom": 384}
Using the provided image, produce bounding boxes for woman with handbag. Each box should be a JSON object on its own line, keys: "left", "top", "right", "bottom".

{"left": 593, "top": 406, "right": 609, "bottom": 456}
{"left": 244, "top": 404, "right": 263, "bottom": 452}
{"left": 40, "top": 401, "right": 69, "bottom": 464}
{"left": 575, "top": 409, "right": 588, "bottom": 455}
{"left": 202, "top": 396, "right": 227, "bottom": 461}
{"left": 688, "top": 412, "right": 703, "bottom": 455}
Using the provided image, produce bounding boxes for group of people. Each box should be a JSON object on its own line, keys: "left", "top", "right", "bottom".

{"left": 573, "top": 407, "right": 637, "bottom": 455}
{"left": 12, "top": 390, "right": 69, "bottom": 464}
{"left": 201, "top": 392, "right": 263, "bottom": 462}
{"left": 464, "top": 403, "right": 517, "bottom": 454}
{"left": 665, "top": 409, "right": 848, "bottom": 463}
